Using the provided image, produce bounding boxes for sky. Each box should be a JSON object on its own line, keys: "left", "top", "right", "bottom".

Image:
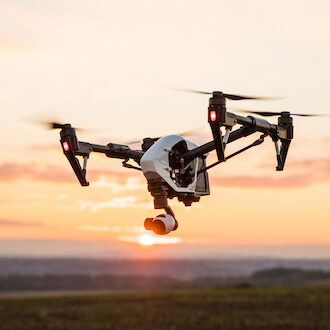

{"left": 0, "top": 0, "right": 330, "bottom": 258}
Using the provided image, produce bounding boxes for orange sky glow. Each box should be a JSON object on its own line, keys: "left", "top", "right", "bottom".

{"left": 0, "top": 0, "right": 330, "bottom": 258}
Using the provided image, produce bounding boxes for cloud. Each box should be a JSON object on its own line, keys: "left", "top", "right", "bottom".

{"left": 1, "top": 155, "right": 329, "bottom": 191}
{"left": 0, "top": 162, "right": 138, "bottom": 184}
{"left": 56, "top": 194, "right": 69, "bottom": 200}
{"left": 92, "top": 176, "right": 144, "bottom": 192}
{"left": 0, "top": 219, "right": 42, "bottom": 227}
{"left": 0, "top": 162, "right": 74, "bottom": 182}
{"left": 77, "top": 225, "right": 143, "bottom": 233}
{"left": 77, "top": 225, "right": 110, "bottom": 232}
{"left": 289, "top": 158, "right": 330, "bottom": 170}
{"left": 75, "top": 197, "right": 152, "bottom": 212}
{"left": 212, "top": 174, "right": 312, "bottom": 189}
{"left": 212, "top": 157, "right": 330, "bottom": 189}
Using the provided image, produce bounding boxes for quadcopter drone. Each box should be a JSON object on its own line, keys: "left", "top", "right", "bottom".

{"left": 49, "top": 90, "right": 321, "bottom": 235}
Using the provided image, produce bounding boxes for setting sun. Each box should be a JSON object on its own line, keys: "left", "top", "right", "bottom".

{"left": 139, "top": 234, "right": 155, "bottom": 246}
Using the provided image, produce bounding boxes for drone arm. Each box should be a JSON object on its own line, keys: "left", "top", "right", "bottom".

{"left": 60, "top": 129, "right": 144, "bottom": 187}
{"left": 181, "top": 126, "right": 256, "bottom": 162}
{"left": 181, "top": 110, "right": 292, "bottom": 171}
{"left": 227, "top": 112, "right": 294, "bottom": 140}
{"left": 230, "top": 112, "right": 293, "bottom": 170}
{"left": 105, "top": 143, "right": 144, "bottom": 162}
{"left": 198, "top": 133, "right": 267, "bottom": 174}
{"left": 75, "top": 142, "right": 144, "bottom": 161}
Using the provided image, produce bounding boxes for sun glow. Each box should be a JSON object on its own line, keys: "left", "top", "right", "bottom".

{"left": 139, "top": 234, "right": 155, "bottom": 246}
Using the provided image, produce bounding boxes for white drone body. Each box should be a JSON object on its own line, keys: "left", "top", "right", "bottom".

{"left": 140, "top": 135, "right": 201, "bottom": 194}
{"left": 139, "top": 134, "right": 210, "bottom": 235}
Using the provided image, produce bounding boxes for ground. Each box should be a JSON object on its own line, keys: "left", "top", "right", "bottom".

{"left": 1, "top": 286, "right": 330, "bottom": 329}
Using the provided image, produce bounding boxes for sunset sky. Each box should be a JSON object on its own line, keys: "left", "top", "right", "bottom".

{"left": 1, "top": 0, "right": 330, "bottom": 258}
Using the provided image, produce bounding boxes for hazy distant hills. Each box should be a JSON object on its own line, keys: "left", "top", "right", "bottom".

{"left": 1, "top": 258, "right": 330, "bottom": 279}
{"left": 250, "top": 268, "right": 330, "bottom": 286}
{"left": 1, "top": 267, "right": 330, "bottom": 292}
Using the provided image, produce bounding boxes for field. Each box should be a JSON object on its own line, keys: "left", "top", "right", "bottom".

{"left": 1, "top": 286, "right": 330, "bottom": 329}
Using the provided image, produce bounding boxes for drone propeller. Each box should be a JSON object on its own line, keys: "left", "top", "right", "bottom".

{"left": 125, "top": 127, "right": 205, "bottom": 145}
{"left": 36, "top": 120, "right": 87, "bottom": 132}
{"left": 51, "top": 122, "right": 66, "bottom": 129}
{"left": 234, "top": 109, "right": 330, "bottom": 117}
{"left": 170, "top": 88, "right": 277, "bottom": 101}
{"left": 23, "top": 111, "right": 104, "bottom": 134}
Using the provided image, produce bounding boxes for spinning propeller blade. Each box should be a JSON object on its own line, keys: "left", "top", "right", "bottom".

{"left": 176, "top": 126, "right": 205, "bottom": 137}
{"left": 233, "top": 109, "right": 330, "bottom": 117}
{"left": 34, "top": 120, "right": 85, "bottom": 132}
{"left": 125, "top": 127, "right": 205, "bottom": 145}
{"left": 24, "top": 111, "right": 102, "bottom": 133}
{"left": 169, "top": 88, "right": 277, "bottom": 100}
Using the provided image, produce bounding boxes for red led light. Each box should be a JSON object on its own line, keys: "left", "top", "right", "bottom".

{"left": 63, "top": 141, "right": 70, "bottom": 151}
{"left": 210, "top": 110, "right": 217, "bottom": 122}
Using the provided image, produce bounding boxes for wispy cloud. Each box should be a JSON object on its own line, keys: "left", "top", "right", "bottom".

{"left": 0, "top": 219, "right": 42, "bottom": 227}
{"left": 77, "top": 225, "right": 111, "bottom": 232}
{"left": 0, "top": 162, "right": 74, "bottom": 182}
{"left": 212, "top": 157, "right": 330, "bottom": 189}
{"left": 289, "top": 158, "right": 330, "bottom": 170}
{"left": 1, "top": 155, "right": 329, "bottom": 190}
{"left": 75, "top": 197, "right": 152, "bottom": 212}
{"left": 0, "top": 162, "right": 138, "bottom": 184}
{"left": 92, "top": 176, "right": 145, "bottom": 192}
{"left": 56, "top": 194, "right": 69, "bottom": 200}
{"left": 77, "top": 225, "right": 143, "bottom": 233}
{"left": 212, "top": 174, "right": 311, "bottom": 188}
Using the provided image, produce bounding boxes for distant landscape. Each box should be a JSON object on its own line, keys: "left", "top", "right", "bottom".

{"left": 1, "top": 258, "right": 330, "bottom": 293}
{"left": 2, "top": 257, "right": 330, "bottom": 278}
